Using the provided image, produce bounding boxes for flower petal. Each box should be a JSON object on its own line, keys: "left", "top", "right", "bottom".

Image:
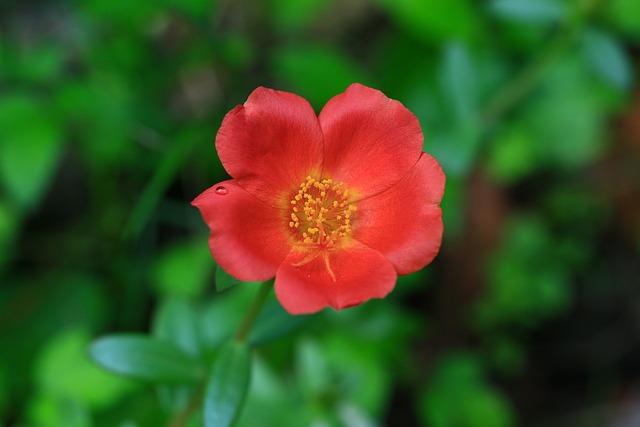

{"left": 216, "top": 87, "right": 324, "bottom": 206}
{"left": 319, "top": 83, "right": 424, "bottom": 200}
{"left": 274, "top": 241, "right": 397, "bottom": 314}
{"left": 192, "top": 180, "right": 291, "bottom": 281}
{"left": 354, "top": 153, "right": 445, "bottom": 275}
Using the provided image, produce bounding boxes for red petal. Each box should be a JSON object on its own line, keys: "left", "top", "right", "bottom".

{"left": 192, "top": 180, "right": 291, "bottom": 281}
{"left": 319, "top": 83, "right": 423, "bottom": 200}
{"left": 216, "top": 87, "right": 324, "bottom": 206}
{"left": 354, "top": 153, "right": 445, "bottom": 275}
{"left": 274, "top": 241, "right": 397, "bottom": 314}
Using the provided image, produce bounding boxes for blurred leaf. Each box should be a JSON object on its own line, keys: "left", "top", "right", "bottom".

{"left": 296, "top": 337, "right": 332, "bottom": 397}
{"left": 376, "top": 0, "right": 479, "bottom": 43}
{"left": 268, "top": 0, "right": 328, "bottom": 30}
{"left": 53, "top": 79, "right": 133, "bottom": 170}
{"left": 215, "top": 265, "right": 241, "bottom": 292}
{"left": 249, "top": 300, "right": 307, "bottom": 346}
{"left": 27, "top": 395, "right": 92, "bottom": 427}
{"left": 80, "top": 0, "right": 159, "bottom": 28}
{"left": 605, "top": 0, "right": 640, "bottom": 38}
{"left": 272, "top": 45, "right": 367, "bottom": 107}
{"left": 204, "top": 341, "right": 252, "bottom": 427}
{"left": 35, "top": 329, "right": 134, "bottom": 408}
{"left": 0, "top": 93, "right": 64, "bottom": 210}
{"left": 235, "top": 357, "right": 293, "bottom": 427}
{"left": 198, "top": 286, "right": 260, "bottom": 352}
{"left": 485, "top": 125, "right": 538, "bottom": 183}
{"left": 125, "top": 137, "right": 200, "bottom": 239}
{"left": 421, "top": 354, "right": 515, "bottom": 427}
{"left": 440, "top": 42, "right": 479, "bottom": 121}
{"left": 11, "top": 43, "right": 65, "bottom": 83}
{"left": 0, "top": 201, "right": 19, "bottom": 273}
{"left": 153, "top": 238, "right": 214, "bottom": 297}
{"left": 156, "top": 384, "right": 195, "bottom": 415}
{"left": 90, "top": 335, "right": 203, "bottom": 383}
{"left": 153, "top": 298, "right": 202, "bottom": 357}
{"left": 428, "top": 125, "right": 481, "bottom": 177}
{"left": 476, "top": 216, "right": 572, "bottom": 329}
{"left": 219, "top": 35, "right": 255, "bottom": 71}
{"left": 162, "top": 0, "right": 214, "bottom": 19}
{"left": 520, "top": 56, "right": 617, "bottom": 169}
{"left": 581, "top": 28, "right": 632, "bottom": 90}
{"left": 0, "top": 275, "right": 108, "bottom": 401}
{"left": 429, "top": 43, "right": 482, "bottom": 177}
{"left": 323, "top": 333, "right": 392, "bottom": 418}
{"left": 489, "top": 0, "right": 566, "bottom": 24}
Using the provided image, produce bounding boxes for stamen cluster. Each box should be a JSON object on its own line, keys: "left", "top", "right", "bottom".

{"left": 289, "top": 176, "right": 357, "bottom": 247}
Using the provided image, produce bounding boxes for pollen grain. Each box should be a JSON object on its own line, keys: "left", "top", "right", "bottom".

{"left": 288, "top": 176, "right": 357, "bottom": 248}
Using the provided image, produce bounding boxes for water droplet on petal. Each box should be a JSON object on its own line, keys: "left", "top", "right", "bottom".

{"left": 215, "top": 186, "right": 228, "bottom": 195}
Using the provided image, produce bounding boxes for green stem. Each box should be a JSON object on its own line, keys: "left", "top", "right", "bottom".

{"left": 167, "top": 384, "right": 205, "bottom": 427}
{"left": 166, "top": 280, "right": 271, "bottom": 427}
{"left": 235, "top": 280, "right": 273, "bottom": 342}
{"left": 480, "top": 29, "right": 573, "bottom": 127}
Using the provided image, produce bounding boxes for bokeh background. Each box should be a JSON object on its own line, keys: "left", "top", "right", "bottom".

{"left": 1, "top": 0, "right": 640, "bottom": 426}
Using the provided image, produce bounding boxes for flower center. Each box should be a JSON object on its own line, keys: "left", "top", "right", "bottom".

{"left": 288, "top": 176, "right": 357, "bottom": 248}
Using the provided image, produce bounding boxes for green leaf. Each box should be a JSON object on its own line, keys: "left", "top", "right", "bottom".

{"left": 153, "top": 238, "right": 214, "bottom": 297}
{"left": 582, "top": 28, "right": 632, "bottom": 90}
{"left": 204, "top": 341, "right": 252, "bottom": 427}
{"left": 520, "top": 55, "right": 615, "bottom": 169}
{"left": 248, "top": 301, "right": 307, "bottom": 346}
{"left": 420, "top": 354, "right": 515, "bottom": 427}
{"left": 90, "top": 335, "right": 203, "bottom": 383}
{"left": 376, "top": 0, "right": 479, "bottom": 43}
{"left": 0, "top": 93, "right": 64, "bottom": 210}
{"left": 27, "top": 394, "right": 92, "bottom": 427}
{"left": 268, "top": 0, "right": 328, "bottom": 30}
{"left": 605, "top": 0, "right": 640, "bottom": 38}
{"left": 485, "top": 125, "right": 538, "bottom": 183}
{"left": 296, "top": 337, "right": 331, "bottom": 397}
{"left": 489, "top": 0, "right": 566, "bottom": 24}
{"left": 35, "top": 329, "right": 134, "bottom": 409}
{"left": 439, "top": 42, "right": 479, "bottom": 121}
{"left": 153, "top": 298, "right": 201, "bottom": 357}
{"left": 215, "top": 265, "right": 241, "bottom": 292}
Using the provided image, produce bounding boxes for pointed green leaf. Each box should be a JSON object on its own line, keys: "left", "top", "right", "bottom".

{"left": 582, "top": 28, "right": 632, "bottom": 90}
{"left": 152, "top": 298, "right": 201, "bottom": 357}
{"left": 90, "top": 335, "right": 202, "bottom": 383}
{"left": 215, "top": 265, "right": 240, "bottom": 292}
{"left": 439, "top": 42, "right": 479, "bottom": 121}
{"left": 204, "top": 341, "right": 251, "bottom": 427}
{"left": 0, "top": 93, "right": 64, "bottom": 210}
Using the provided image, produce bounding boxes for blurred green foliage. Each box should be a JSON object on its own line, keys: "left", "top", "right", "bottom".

{"left": 1, "top": 0, "right": 639, "bottom": 426}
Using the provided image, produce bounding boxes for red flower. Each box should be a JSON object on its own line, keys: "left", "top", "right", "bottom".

{"left": 193, "top": 84, "right": 445, "bottom": 314}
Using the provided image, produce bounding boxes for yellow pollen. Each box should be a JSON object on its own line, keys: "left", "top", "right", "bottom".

{"left": 287, "top": 175, "right": 356, "bottom": 248}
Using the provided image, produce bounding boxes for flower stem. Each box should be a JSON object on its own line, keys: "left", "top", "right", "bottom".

{"left": 235, "top": 280, "right": 273, "bottom": 342}
{"left": 167, "top": 384, "right": 205, "bottom": 427}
